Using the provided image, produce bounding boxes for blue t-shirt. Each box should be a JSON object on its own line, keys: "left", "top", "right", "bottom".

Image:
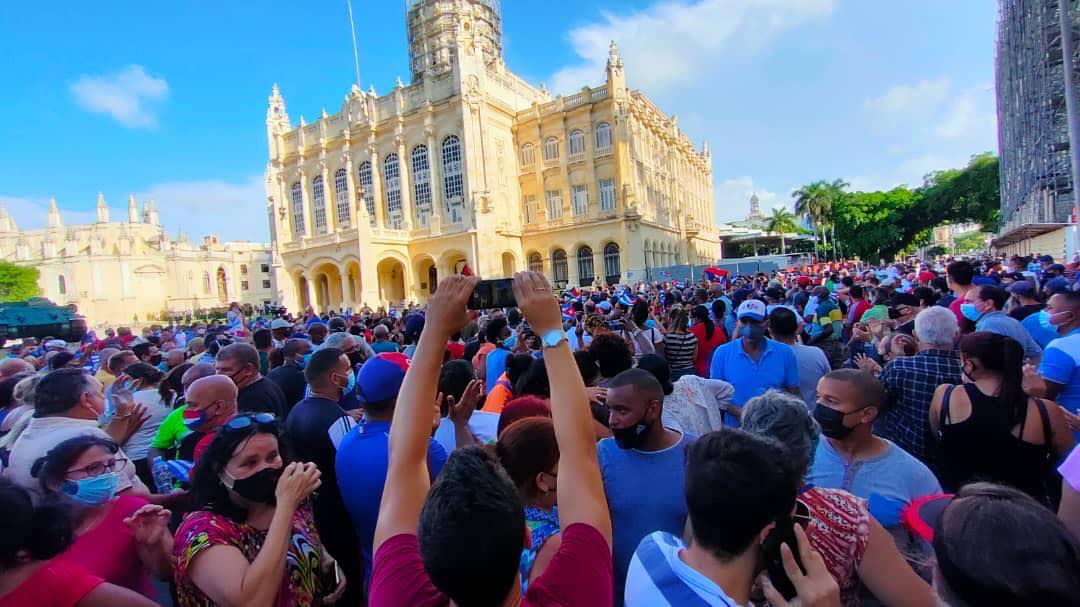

{"left": 808, "top": 438, "right": 941, "bottom": 527}
{"left": 1039, "top": 331, "right": 1080, "bottom": 417}
{"left": 485, "top": 347, "right": 512, "bottom": 394}
{"left": 625, "top": 531, "right": 742, "bottom": 607}
{"left": 709, "top": 338, "right": 798, "bottom": 426}
{"left": 598, "top": 431, "right": 696, "bottom": 607}
{"left": 335, "top": 419, "right": 448, "bottom": 583}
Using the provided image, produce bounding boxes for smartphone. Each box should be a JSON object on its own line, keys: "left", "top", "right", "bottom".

{"left": 761, "top": 516, "right": 806, "bottom": 601}
{"left": 606, "top": 320, "right": 624, "bottom": 331}
{"left": 468, "top": 278, "right": 517, "bottom": 310}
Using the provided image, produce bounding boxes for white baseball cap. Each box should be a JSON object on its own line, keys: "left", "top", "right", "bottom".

{"left": 736, "top": 299, "right": 766, "bottom": 321}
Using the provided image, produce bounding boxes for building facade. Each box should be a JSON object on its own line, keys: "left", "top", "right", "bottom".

{"left": 0, "top": 195, "right": 276, "bottom": 326}
{"left": 993, "top": 0, "right": 1079, "bottom": 257}
{"left": 265, "top": 0, "right": 719, "bottom": 311}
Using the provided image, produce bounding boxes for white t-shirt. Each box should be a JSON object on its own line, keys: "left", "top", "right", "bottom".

{"left": 625, "top": 531, "right": 747, "bottom": 607}
{"left": 122, "top": 389, "right": 173, "bottom": 460}
{"left": 9, "top": 416, "right": 147, "bottom": 503}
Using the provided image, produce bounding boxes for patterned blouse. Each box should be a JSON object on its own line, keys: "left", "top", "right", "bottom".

{"left": 172, "top": 503, "right": 326, "bottom": 607}
{"left": 802, "top": 487, "right": 871, "bottom": 607}
{"left": 519, "top": 505, "right": 560, "bottom": 595}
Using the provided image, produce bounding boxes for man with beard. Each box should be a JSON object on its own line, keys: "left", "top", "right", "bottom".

{"left": 598, "top": 368, "right": 695, "bottom": 607}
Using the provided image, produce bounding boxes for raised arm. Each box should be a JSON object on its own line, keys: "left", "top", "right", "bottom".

{"left": 374, "top": 275, "right": 478, "bottom": 552}
{"left": 513, "top": 272, "right": 612, "bottom": 546}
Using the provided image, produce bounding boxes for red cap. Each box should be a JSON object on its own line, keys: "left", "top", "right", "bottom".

{"left": 918, "top": 271, "right": 936, "bottom": 282}
{"left": 797, "top": 276, "right": 811, "bottom": 287}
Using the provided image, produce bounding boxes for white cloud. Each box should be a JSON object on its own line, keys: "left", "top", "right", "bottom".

{"left": 0, "top": 176, "right": 269, "bottom": 243}
{"left": 70, "top": 65, "right": 168, "bottom": 128}
{"left": 549, "top": 0, "right": 836, "bottom": 95}
{"left": 714, "top": 176, "right": 789, "bottom": 224}
{"left": 934, "top": 84, "right": 996, "bottom": 141}
{"left": 864, "top": 76, "right": 951, "bottom": 118}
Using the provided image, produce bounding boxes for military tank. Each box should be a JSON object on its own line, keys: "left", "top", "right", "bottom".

{"left": 0, "top": 298, "right": 88, "bottom": 348}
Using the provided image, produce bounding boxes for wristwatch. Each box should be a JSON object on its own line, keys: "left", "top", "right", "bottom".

{"left": 541, "top": 329, "right": 569, "bottom": 349}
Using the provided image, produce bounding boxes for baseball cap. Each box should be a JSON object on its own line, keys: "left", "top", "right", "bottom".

{"left": 357, "top": 352, "right": 411, "bottom": 404}
{"left": 917, "top": 271, "right": 936, "bottom": 282}
{"left": 1006, "top": 280, "right": 1035, "bottom": 297}
{"left": 901, "top": 494, "right": 954, "bottom": 542}
{"left": 44, "top": 339, "right": 67, "bottom": 351}
{"left": 597, "top": 301, "right": 612, "bottom": 312}
{"left": 270, "top": 318, "right": 292, "bottom": 330}
{"left": 971, "top": 276, "right": 998, "bottom": 286}
{"left": 1049, "top": 263, "right": 1067, "bottom": 274}
{"left": 796, "top": 276, "right": 811, "bottom": 287}
{"left": 1045, "top": 277, "right": 1071, "bottom": 294}
{"left": 736, "top": 299, "right": 766, "bottom": 321}
{"left": 1038, "top": 255, "right": 1054, "bottom": 263}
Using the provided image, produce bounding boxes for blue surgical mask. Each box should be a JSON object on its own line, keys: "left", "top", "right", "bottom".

{"left": 960, "top": 303, "right": 982, "bottom": 322}
{"left": 62, "top": 471, "right": 120, "bottom": 506}
{"left": 503, "top": 334, "right": 518, "bottom": 349}
{"left": 739, "top": 324, "right": 766, "bottom": 340}
{"left": 299, "top": 352, "right": 313, "bottom": 370}
{"left": 345, "top": 369, "right": 356, "bottom": 394}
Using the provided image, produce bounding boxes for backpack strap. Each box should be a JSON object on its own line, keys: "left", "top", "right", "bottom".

{"left": 938, "top": 384, "right": 957, "bottom": 439}
{"left": 1033, "top": 398, "right": 1054, "bottom": 460}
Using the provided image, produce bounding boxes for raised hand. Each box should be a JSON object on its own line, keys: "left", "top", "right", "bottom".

{"left": 123, "top": 504, "right": 172, "bottom": 546}
{"left": 427, "top": 275, "right": 480, "bottom": 340}
{"left": 511, "top": 272, "right": 561, "bottom": 334}
{"left": 449, "top": 379, "right": 484, "bottom": 427}
{"left": 275, "top": 462, "right": 321, "bottom": 511}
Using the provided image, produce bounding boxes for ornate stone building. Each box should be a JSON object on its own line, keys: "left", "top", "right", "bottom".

{"left": 0, "top": 195, "right": 275, "bottom": 325}
{"left": 265, "top": 0, "right": 719, "bottom": 311}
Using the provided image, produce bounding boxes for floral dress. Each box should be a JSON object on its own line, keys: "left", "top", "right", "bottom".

{"left": 173, "top": 504, "right": 326, "bottom": 607}
{"left": 519, "top": 505, "right": 560, "bottom": 595}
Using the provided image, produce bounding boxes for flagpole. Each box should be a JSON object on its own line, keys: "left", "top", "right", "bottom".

{"left": 347, "top": 0, "right": 362, "bottom": 88}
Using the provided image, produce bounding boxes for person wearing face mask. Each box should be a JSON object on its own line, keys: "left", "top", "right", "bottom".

{"left": 8, "top": 369, "right": 149, "bottom": 501}
{"left": 181, "top": 375, "right": 240, "bottom": 464}
{"left": 174, "top": 414, "right": 344, "bottom": 606}
{"left": 114, "top": 363, "right": 174, "bottom": 490}
{"left": 31, "top": 436, "right": 172, "bottom": 597}
{"left": 930, "top": 333, "right": 1074, "bottom": 503}
{"left": 284, "top": 348, "right": 361, "bottom": 605}
{"left": 1024, "top": 290, "right": 1080, "bottom": 436}
{"left": 961, "top": 284, "right": 1042, "bottom": 362}
{"left": 709, "top": 299, "right": 800, "bottom": 427}
{"left": 597, "top": 368, "right": 695, "bottom": 607}
{"left": 215, "top": 343, "right": 287, "bottom": 418}
{"left": 808, "top": 370, "right": 940, "bottom": 534}
{"left": 322, "top": 332, "right": 372, "bottom": 414}
{"left": 267, "top": 338, "right": 313, "bottom": 411}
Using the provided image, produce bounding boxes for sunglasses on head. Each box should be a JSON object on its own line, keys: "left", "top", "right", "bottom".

{"left": 223, "top": 412, "right": 277, "bottom": 432}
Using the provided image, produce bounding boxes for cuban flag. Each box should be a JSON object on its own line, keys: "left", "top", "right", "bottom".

{"left": 672, "top": 279, "right": 683, "bottom": 290}
{"left": 618, "top": 291, "right": 637, "bottom": 307}
{"left": 570, "top": 287, "right": 581, "bottom": 298}
{"left": 703, "top": 266, "right": 729, "bottom": 282}
{"left": 562, "top": 302, "right": 576, "bottom": 322}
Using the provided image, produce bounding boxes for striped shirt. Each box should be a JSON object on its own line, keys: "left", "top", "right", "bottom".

{"left": 625, "top": 531, "right": 744, "bottom": 607}
{"left": 665, "top": 332, "right": 698, "bottom": 370}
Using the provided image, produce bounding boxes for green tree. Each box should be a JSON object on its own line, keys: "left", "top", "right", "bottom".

{"left": 764, "top": 207, "right": 799, "bottom": 254}
{"left": 954, "top": 231, "right": 991, "bottom": 254}
{"left": 793, "top": 178, "right": 848, "bottom": 260}
{"left": 0, "top": 262, "right": 40, "bottom": 302}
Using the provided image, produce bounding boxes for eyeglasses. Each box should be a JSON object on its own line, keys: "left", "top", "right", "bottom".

{"left": 223, "top": 412, "right": 277, "bottom": 432}
{"left": 67, "top": 457, "right": 128, "bottom": 480}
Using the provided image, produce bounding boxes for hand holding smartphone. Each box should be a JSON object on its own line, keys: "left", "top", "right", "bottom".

{"left": 467, "top": 278, "right": 518, "bottom": 309}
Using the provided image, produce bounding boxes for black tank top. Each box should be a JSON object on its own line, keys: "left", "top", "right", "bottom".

{"left": 937, "top": 383, "right": 1053, "bottom": 502}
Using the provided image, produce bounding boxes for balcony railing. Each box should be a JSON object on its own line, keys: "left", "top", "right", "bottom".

{"left": 595, "top": 146, "right": 613, "bottom": 158}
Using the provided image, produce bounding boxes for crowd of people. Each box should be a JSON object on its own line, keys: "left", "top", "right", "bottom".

{"left": 3, "top": 253, "right": 1080, "bottom": 606}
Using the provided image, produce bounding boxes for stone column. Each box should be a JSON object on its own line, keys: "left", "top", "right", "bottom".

{"left": 304, "top": 273, "right": 317, "bottom": 311}
{"left": 320, "top": 162, "right": 335, "bottom": 233}
{"left": 343, "top": 155, "right": 357, "bottom": 230}
{"left": 368, "top": 146, "right": 386, "bottom": 229}
{"left": 339, "top": 271, "right": 352, "bottom": 310}
{"left": 427, "top": 129, "right": 445, "bottom": 224}
{"left": 298, "top": 166, "right": 312, "bottom": 239}
{"left": 396, "top": 136, "right": 414, "bottom": 230}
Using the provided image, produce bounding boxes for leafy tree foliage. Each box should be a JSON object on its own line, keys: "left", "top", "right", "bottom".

{"left": 0, "top": 262, "right": 40, "bottom": 302}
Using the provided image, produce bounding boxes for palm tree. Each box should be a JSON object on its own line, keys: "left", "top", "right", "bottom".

{"left": 822, "top": 178, "right": 850, "bottom": 260}
{"left": 765, "top": 207, "right": 798, "bottom": 254}
{"left": 793, "top": 181, "right": 829, "bottom": 260}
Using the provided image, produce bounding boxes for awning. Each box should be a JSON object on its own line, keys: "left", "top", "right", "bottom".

{"left": 991, "top": 223, "right": 1067, "bottom": 248}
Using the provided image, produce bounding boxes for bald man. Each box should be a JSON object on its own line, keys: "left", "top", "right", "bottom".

{"left": 95, "top": 347, "right": 120, "bottom": 388}
{"left": 148, "top": 364, "right": 218, "bottom": 464}
{"left": 163, "top": 349, "right": 185, "bottom": 371}
{"left": 183, "top": 374, "right": 240, "bottom": 462}
{"left": 0, "top": 358, "right": 34, "bottom": 380}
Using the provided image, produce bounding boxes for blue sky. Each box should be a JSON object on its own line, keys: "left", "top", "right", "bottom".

{"left": 0, "top": 0, "right": 998, "bottom": 242}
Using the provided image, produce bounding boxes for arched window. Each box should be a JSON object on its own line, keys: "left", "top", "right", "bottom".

{"left": 528, "top": 252, "right": 543, "bottom": 273}
{"left": 411, "top": 145, "right": 433, "bottom": 227}
{"left": 577, "top": 246, "right": 594, "bottom": 286}
{"left": 520, "top": 144, "right": 535, "bottom": 169}
{"left": 568, "top": 130, "right": 585, "bottom": 158}
{"left": 383, "top": 154, "right": 403, "bottom": 229}
{"left": 57, "top": 275, "right": 67, "bottom": 296}
{"left": 442, "top": 136, "right": 464, "bottom": 224}
{"left": 357, "top": 161, "right": 375, "bottom": 226}
{"left": 604, "top": 243, "right": 621, "bottom": 281}
{"left": 312, "top": 175, "right": 327, "bottom": 234}
{"left": 552, "top": 249, "right": 568, "bottom": 285}
{"left": 290, "top": 182, "right": 305, "bottom": 236}
{"left": 543, "top": 137, "right": 560, "bottom": 162}
{"left": 595, "top": 123, "right": 612, "bottom": 155}
{"left": 334, "top": 168, "right": 351, "bottom": 228}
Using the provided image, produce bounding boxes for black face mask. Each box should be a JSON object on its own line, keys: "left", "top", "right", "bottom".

{"left": 347, "top": 350, "right": 364, "bottom": 368}
{"left": 149, "top": 354, "right": 163, "bottom": 366}
{"left": 223, "top": 466, "right": 282, "bottom": 505}
{"left": 612, "top": 416, "right": 653, "bottom": 450}
{"left": 813, "top": 404, "right": 860, "bottom": 440}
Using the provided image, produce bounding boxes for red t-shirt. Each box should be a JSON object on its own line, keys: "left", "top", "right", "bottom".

{"left": 368, "top": 523, "right": 612, "bottom": 607}
{"left": 0, "top": 559, "right": 104, "bottom": 607}
{"left": 446, "top": 341, "right": 465, "bottom": 361}
{"left": 689, "top": 323, "right": 727, "bottom": 378}
{"left": 848, "top": 299, "right": 872, "bottom": 325}
{"left": 57, "top": 495, "right": 155, "bottom": 598}
{"left": 949, "top": 297, "right": 966, "bottom": 328}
